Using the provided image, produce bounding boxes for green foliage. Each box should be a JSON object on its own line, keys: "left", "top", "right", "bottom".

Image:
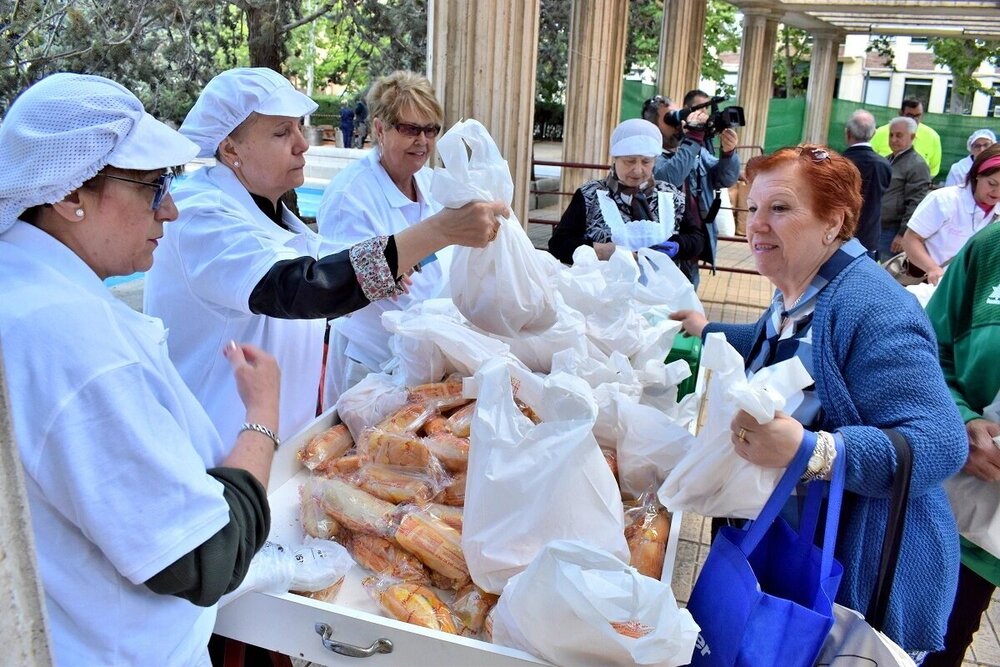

{"left": 865, "top": 35, "right": 896, "bottom": 71}
{"left": 626, "top": 0, "right": 661, "bottom": 73}
{"left": 702, "top": 0, "right": 740, "bottom": 97}
{"left": 772, "top": 25, "right": 810, "bottom": 98}
{"left": 928, "top": 37, "right": 1000, "bottom": 113}
{"left": 536, "top": 0, "right": 570, "bottom": 104}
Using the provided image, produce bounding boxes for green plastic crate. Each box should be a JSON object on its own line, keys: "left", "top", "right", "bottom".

{"left": 665, "top": 334, "right": 702, "bottom": 399}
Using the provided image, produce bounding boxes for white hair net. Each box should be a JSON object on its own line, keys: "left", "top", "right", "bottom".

{"left": 181, "top": 67, "right": 318, "bottom": 158}
{"left": 610, "top": 118, "right": 663, "bottom": 158}
{"left": 0, "top": 73, "right": 198, "bottom": 235}
{"left": 968, "top": 129, "right": 997, "bottom": 151}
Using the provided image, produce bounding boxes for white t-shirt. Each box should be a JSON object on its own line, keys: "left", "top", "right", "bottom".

{"left": 317, "top": 149, "right": 448, "bottom": 374}
{"left": 0, "top": 222, "right": 228, "bottom": 666}
{"left": 146, "top": 165, "right": 341, "bottom": 443}
{"left": 906, "top": 184, "right": 1000, "bottom": 266}
{"left": 944, "top": 156, "right": 972, "bottom": 188}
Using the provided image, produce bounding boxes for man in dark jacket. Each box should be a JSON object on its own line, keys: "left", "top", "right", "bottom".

{"left": 842, "top": 110, "right": 892, "bottom": 259}
{"left": 879, "top": 116, "right": 930, "bottom": 259}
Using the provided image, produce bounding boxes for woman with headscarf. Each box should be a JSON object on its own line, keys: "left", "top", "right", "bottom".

{"left": 144, "top": 68, "right": 506, "bottom": 445}
{"left": 901, "top": 144, "right": 1000, "bottom": 285}
{"left": 317, "top": 71, "right": 448, "bottom": 405}
{"left": 944, "top": 129, "right": 996, "bottom": 188}
{"left": 547, "top": 118, "right": 704, "bottom": 273}
{"left": 672, "top": 144, "right": 967, "bottom": 660}
{"left": 0, "top": 73, "right": 280, "bottom": 665}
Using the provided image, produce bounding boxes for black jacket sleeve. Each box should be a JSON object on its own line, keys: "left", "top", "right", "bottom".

{"left": 548, "top": 189, "right": 591, "bottom": 265}
{"left": 143, "top": 467, "right": 269, "bottom": 607}
{"left": 247, "top": 237, "right": 399, "bottom": 319}
{"left": 669, "top": 200, "right": 706, "bottom": 261}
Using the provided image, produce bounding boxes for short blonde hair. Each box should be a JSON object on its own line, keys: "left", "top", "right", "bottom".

{"left": 366, "top": 71, "right": 443, "bottom": 126}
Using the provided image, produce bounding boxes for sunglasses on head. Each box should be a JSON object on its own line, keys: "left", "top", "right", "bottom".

{"left": 392, "top": 122, "right": 442, "bottom": 138}
{"left": 103, "top": 171, "right": 175, "bottom": 210}
{"left": 796, "top": 146, "right": 830, "bottom": 163}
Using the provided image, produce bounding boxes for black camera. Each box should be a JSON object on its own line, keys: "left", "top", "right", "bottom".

{"left": 665, "top": 95, "right": 745, "bottom": 139}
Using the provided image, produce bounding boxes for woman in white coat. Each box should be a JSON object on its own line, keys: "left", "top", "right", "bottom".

{"left": 318, "top": 71, "right": 449, "bottom": 405}
{"left": 0, "top": 73, "right": 280, "bottom": 666}
{"left": 944, "top": 129, "right": 996, "bottom": 188}
{"left": 901, "top": 144, "right": 1000, "bottom": 285}
{"left": 145, "top": 68, "right": 505, "bottom": 444}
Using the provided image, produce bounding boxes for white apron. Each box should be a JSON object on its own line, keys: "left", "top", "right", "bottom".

{"left": 596, "top": 189, "right": 675, "bottom": 251}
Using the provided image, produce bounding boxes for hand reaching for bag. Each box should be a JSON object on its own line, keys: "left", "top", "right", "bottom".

{"left": 225, "top": 341, "right": 280, "bottom": 424}
{"left": 670, "top": 309, "right": 709, "bottom": 338}
{"left": 433, "top": 201, "right": 509, "bottom": 247}
{"left": 963, "top": 418, "right": 1000, "bottom": 481}
{"left": 730, "top": 410, "right": 804, "bottom": 468}
{"left": 650, "top": 241, "right": 679, "bottom": 258}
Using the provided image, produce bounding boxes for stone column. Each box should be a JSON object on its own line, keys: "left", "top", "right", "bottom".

{"left": 428, "top": 0, "right": 540, "bottom": 225}
{"left": 736, "top": 6, "right": 780, "bottom": 163}
{"left": 802, "top": 31, "right": 843, "bottom": 145}
{"left": 657, "top": 0, "right": 707, "bottom": 101}
{"left": 561, "top": 0, "right": 630, "bottom": 194}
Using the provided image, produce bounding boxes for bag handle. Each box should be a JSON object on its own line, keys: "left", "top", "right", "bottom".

{"left": 740, "top": 436, "right": 845, "bottom": 581}
{"left": 865, "top": 429, "right": 912, "bottom": 631}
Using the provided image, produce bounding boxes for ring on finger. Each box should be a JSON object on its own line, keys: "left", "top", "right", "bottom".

{"left": 737, "top": 427, "right": 747, "bottom": 442}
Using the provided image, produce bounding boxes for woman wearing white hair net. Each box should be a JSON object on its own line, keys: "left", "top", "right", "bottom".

{"left": 547, "top": 118, "right": 705, "bottom": 277}
{"left": 145, "top": 68, "right": 506, "bottom": 446}
{"left": 0, "top": 73, "right": 281, "bottom": 665}
{"left": 944, "top": 129, "right": 996, "bottom": 188}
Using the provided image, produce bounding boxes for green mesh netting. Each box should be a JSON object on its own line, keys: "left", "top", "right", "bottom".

{"left": 621, "top": 80, "right": 659, "bottom": 122}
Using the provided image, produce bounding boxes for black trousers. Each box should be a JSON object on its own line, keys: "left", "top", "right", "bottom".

{"left": 923, "top": 563, "right": 996, "bottom": 667}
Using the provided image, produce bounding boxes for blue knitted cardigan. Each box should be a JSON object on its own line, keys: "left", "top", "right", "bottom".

{"left": 704, "top": 255, "right": 967, "bottom": 652}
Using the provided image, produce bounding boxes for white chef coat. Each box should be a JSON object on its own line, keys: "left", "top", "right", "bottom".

{"left": 317, "top": 149, "right": 449, "bottom": 404}
{"left": 146, "top": 165, "right": 342, "bottom": 443}
{"left": 906, "top": 184, "right": 1000, "bottom": 266}
{"left": 0, "top": 221, "right": 227, "bottom": 667}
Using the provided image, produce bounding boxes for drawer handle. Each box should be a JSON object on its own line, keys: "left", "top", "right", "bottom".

{"left": 314, "top": 622, "right": 393, "bottom": 658}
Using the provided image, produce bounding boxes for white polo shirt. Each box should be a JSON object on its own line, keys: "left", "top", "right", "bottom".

{"left": 317, "top": 149, "right": 449, "bottom": 371}
{"left": 0, "top": 221, "right": 228, "bottom": 666}
{"left": 146, "top": 165, "right": 341, "bottom": 443}
{"left": 907, "top": 184, "right": 1000, "bottom": 266}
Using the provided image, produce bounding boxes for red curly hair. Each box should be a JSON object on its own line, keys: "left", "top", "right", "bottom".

{"left": 745, "top": 144, "right": 863, "bottom": 242}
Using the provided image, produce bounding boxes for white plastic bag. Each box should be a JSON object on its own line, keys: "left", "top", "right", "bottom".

{"left": 634, "top": 247, "right": 704, "bottom": 314}
{"left": 943, "top": 389, "right": 1000, "bottom": 559}
{"left": 461, "top": 357, "right": 628, "bottom": 594}
{"left": 488, "top": 294, "right": 589, "bottom": 373}
{"left": 492, "top": 540, "right": 699, "bottom": 667}
{"left": 382, "top": 300, "right": 510, "bottom": 386}
{"left": 433, "top": 119, "right": 559, "bottom": 337}
{"left": 657, "top": 332, "right": 814, "bottom": 519}
{"left": 335, "top": 372, "right": 409, "bottom": 443}
{"left": 617, "top": 399, "right": 697, "bottom": 499}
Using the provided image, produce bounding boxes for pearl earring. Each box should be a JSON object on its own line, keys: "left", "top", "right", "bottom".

{"left": 826, "top": 234, "right": 833, "bottom": 240}
{"left": 233, "top": 160, "right": 241, "bottom": 168}
{"left": 75, "top": 209, "right": 85, "bottom": 218}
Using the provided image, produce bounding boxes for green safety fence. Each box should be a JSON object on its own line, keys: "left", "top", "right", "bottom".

{"left": 621, "top": 80, "right": 658, "bottom": 121}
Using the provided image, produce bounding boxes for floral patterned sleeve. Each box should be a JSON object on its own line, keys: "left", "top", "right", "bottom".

{"left": 349, "top": 235, "right": 404, "bottom": 302}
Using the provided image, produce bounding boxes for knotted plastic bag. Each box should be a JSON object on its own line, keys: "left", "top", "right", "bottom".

{"left": 432, "top": 119, "right": 558, "bottom": 337}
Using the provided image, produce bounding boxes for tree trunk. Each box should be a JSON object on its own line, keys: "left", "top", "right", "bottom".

{"left": 246, "top": 5, "right": 284, "bottom": 72}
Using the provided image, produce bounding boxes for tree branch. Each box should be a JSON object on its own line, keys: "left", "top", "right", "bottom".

{"left": 281, "top": 0, "right": 337, "bottom": 33}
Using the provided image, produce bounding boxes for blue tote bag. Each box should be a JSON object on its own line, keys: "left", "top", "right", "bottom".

{"left": 687, "top": 439, "right": 846, "bottom": 667}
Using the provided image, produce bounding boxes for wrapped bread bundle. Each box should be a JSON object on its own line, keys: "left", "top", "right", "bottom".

{"left": 602, "top": 447, "right": 619, "bottom": 483}
{"left": 362, "top": 575, "right": 459, "bottom": 634}
{"left": 316, "top": 477, "right": 395, "bottom": 537}
{"left": 394, "top": 505, "right": 470, "bottom": 584}
{"left": 435, "top": 471, "right": 466, "bottom": 507}
{"left": 299, "top": 481, "right": 340, "bottom": 540}
{"left": 350, "top": 461, "right": 450, "bottom": 505}
{"left": 288, "top": 538, "right": 356, "bottom": 605}
{"left": 426, "top": 503, "right": 464, "bottom": 532}
{"left": 453, "top": 583, "right": 499, "bottom": 637}
{"left": 423, "top": 433, "right": 470, "bottom": 474}
{"left": 376, "top": 402, "right": 436, "bottom": 434}
{"left": 624, "top": 495, "right": 671, "bottom": 579}
{"left": 409, "top": 378, "right": 471, "bottom": 412}
{"left": 323, "top": 452, "right": 363, "bottom": 477}
{"left": 483, "top": 604, "right": 497, "bottom": 642}
{"left": 344, "top": 532, "right": 431, "bottom": 585}
{"left": 446, "top": 401, "right": 476, "bottom": 438}
{"left": 297, "top": 424, "right": 353, "bottom": 473}
{"left": 422, "top": 416, "right": 451, "bottom": 436}
{"left": 359, "top": 429, "right": 433, "bottom": 468}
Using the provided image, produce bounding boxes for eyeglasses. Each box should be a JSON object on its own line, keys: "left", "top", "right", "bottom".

{"left": 102, "top": 171, "right": 175, "bottom": 210}
{"left": 392, "top": 122, "right": 442, "bottom": 138}
{"left": 797, "top": 146, "right": 830, "bottom": 163}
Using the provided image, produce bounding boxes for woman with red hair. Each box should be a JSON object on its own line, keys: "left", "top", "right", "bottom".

{"left": 673, "top": 144, "right": 967, "bottom": 660}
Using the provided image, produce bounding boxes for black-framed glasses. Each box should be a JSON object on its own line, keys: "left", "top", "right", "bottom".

{"left": 392, "top": 122, "right": 442, "bottom": 138}
{"left": 102, "top": 171, "right": 175, "bottom": 210}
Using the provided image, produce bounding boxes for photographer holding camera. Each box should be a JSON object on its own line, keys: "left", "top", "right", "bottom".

{"left": 642, "top": 90, "right": 741, "bottom": 286}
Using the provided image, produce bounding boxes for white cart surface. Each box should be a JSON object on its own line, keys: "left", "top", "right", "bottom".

{"left": 214, "top": 408, "right": 683, "bottom": 666}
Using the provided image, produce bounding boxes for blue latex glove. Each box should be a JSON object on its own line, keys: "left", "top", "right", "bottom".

{"left": 650, "top": 241, "right": 679, "bottom": 258}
